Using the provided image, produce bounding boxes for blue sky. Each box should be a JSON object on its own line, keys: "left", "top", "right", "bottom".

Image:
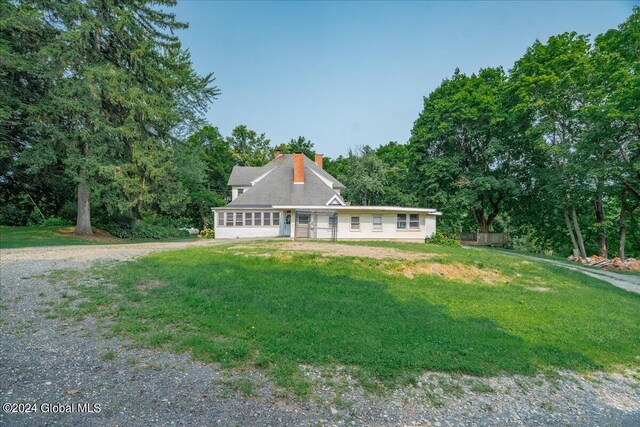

{"left": 174, "top": 1, "right": 638, "bottom": 158}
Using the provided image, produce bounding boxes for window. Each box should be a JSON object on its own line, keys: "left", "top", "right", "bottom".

{"left": 273, "top": 212, "right": 280, "bottom": 226}
{"left": 397, "top": 214, "right": 407, "bottom": 229}
{"left": 218, "top": 213, "right": 224, "bottom": 226}
{"left": 409, "top": 214, "right": 420, "bottom": 229}
{"left": 264, "top": 212, "right": 271, "bottom": 226}
{"left": 351, "top": 216, "right": 360, "bottom": 230}
{"left": 373, "top": 215, "right": 382, "bottom": 231}
{"left": 254, "top": 212, "right": 262, "bottom": 226}
{"left": 298, "top": 214, "right": 310, "bottom": 224}
{"left": 226, "top": 212, "right": 234, "bottom": 226}
{"left": 235, "top": 212, "right": 243, "bottom": 226}
{"left": 329, "top": 214, "right": 338, "bottom": 226}
{"left": 245, "top": 212, "right": 252, "bottom": 226}
{"left": 237, "top": 188, "right": 244, "bottom": 195}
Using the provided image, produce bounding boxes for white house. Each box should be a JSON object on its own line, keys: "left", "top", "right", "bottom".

{"left": 213, "top": 151, "right": 441, "bottom": 241}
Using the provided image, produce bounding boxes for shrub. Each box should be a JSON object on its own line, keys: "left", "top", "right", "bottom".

{"left": 144, "top": 215, "right": 191, "bottom": 229}
{"left": 425, "top": 232, "right": 461, "bottom": 247}
{"left": 103, "top": 221, "right": 189, "bottom": 239}
{"left": 39, "top": 216, "right": 72, "bottom": 227}
{"left": 198, "top": 227, "right": 215, "bottom": 239}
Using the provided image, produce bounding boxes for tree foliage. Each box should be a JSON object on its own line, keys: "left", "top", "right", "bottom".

{"left": 274, "top": 136, "right": 316, "bottom": 159}
{"left": 409, "top": 67, "right": 522, "bottom": 233}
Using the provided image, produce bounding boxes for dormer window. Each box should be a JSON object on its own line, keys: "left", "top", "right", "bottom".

{"left": 237, "top": 188, "right": 244, "bottom": 195}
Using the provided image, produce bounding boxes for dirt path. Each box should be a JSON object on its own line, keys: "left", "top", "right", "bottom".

{"left": 1, "top": 242, "right": 639, "bottom": 426}
{"left": 493, "top": 250, "right": 640, "bottom": 295}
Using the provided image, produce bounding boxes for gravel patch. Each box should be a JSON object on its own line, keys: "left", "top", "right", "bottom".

{"left": 1, "top": 242, "right": 639, "bottom": 426}
{"left": 229, "top": 241, "right": 440, "bottom": 260}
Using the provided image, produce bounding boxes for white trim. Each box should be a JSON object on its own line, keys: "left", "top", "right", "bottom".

{"left": 309, "top": 168, "right": 335, "bottom": 189}
{"left": 272, "top": 205, "right": 441, "bottom": 214}
{"left": 325, "top": 194, "right": 345, "bottom": 206}
{"left": 250, "top": 167, "right": 277, "bottom": 186}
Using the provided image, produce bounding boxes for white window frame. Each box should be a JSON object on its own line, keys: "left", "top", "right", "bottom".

{"left": 218, "top": 212, "right": 224, "bottom": 226}
{"left": 235, "top": 212, "right": 243, "bottom": 227}
{"left": 273, "top": 212, "right": 280, "bottom": 226}
{"left": 372, "top": 215, "right": 383, "bottom": 231}
{"left": 245, "top": 212, "right": 252, "bottom": 226}
{"left": 264, "top": 212, "right": 271, "bottom": 226}
{"left": 409, "top": 214, "right": 420, "bottom": 229}
{"left": 397, "top": 213, "right": 407, "bottom": 230}
{"left": 226, "top": 212, "right": 234, "bottom": 227}
{"left": 351, "top": 216, "right": 360, "bottom": 231}
{"left": 254, "top": 212, "right": 262, "bottom": 226}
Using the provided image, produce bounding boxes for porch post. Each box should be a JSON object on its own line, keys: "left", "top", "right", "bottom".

{"left": 290, "top": 210, "right": 296, "bottom": 240}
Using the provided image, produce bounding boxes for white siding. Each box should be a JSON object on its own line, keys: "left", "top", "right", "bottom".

{"left": 213, "top": 209, "right": 437, "bottom": 241}
{"left": 231, "top": 187, "right": 250, "bottom": 201}
{"left": 216, "top": 225, "right": 280, "bottom": 239}
{"left": 214, "top": 209, "right": 283, "bottom": 239}
{"left": 334, "top": 212, "right": 431, "bottom": 240}
{"left": 315, "top": 213, "right": 332, "bottom": 239}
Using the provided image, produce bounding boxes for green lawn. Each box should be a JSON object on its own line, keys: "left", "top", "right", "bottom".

{"left": 59, "top": 241, "right": 640, "bottom": 393}
{"left": 485, "top": 246, "right": 640, "bottom": 277}
{"left": 0, "top": 226, "right": 196, "bottom": 249}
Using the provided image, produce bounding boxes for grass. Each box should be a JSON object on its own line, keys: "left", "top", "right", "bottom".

{"left": 59, "top": 241, "right": 640, "bottom": 393}
{"left": 0, "top": 226, "right": 197, "bottom": 249}
{"left": 487, "top": 247, "right": 640, "bottom": 277}
{"left": 101, "top": 349, "right": 117, "bottom": 362}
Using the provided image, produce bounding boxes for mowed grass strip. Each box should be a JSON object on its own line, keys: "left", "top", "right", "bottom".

{"left": 64, "top": 242, "right": 640, "bottom": 390}
{"left": 0, "top": 226, "right": 96, "bottom": 248}
{"left": 0, "top": 226, "right": 197, "bottom": 249}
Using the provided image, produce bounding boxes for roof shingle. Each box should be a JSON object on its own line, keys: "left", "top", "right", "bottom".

{"left": 227, "top": 155, "right": 345, "bottom": 207}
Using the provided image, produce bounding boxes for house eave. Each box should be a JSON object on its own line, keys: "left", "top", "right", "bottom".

{"left": 271, "top": 205, "right": 442, "bottom": 215}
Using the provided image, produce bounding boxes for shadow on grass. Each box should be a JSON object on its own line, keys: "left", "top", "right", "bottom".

{"left": 67, "top": 249, "right": 605, "bottom": 387}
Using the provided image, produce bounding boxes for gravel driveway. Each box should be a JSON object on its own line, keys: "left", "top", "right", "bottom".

{"left": 493, "top": 250, "right": 640, "bottom": 295}
{"left": 1, "top": 242, "right": 639, "bottom": 426}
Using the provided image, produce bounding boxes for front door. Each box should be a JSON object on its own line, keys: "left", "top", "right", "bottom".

{"left": 282, "top": 214, "right": 291, "bottom": 236}
{"left": 295, "top": 213, "right": 310, "bottom": 238}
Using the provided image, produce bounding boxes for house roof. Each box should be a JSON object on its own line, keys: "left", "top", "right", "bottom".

{"left": 227, "top": 154, "right": 345, "bottom": 189}
{"left": 227, "top": 154, "right": 346, "bottom": 207}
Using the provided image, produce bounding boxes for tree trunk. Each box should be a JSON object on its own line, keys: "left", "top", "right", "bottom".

{"left": 473, "top": 203, "right": 499, "bottom": 234}
{"left": 618, "top": 190, "right": 626, "bottom": 261}
{"left": 198, "top": 201, "right": 208, "bottom": 228}
{"left": 133, "top": 199, "right": 143, "bottom": 220}
{"left": 75, "top": 159, "right": 93, "bottom": 235}
{"left": 472, "top": 208, "right": 489, "bottom": 233}
{"left": 571, "top": 206, "right": 587, "bottom": 259}
{"left": 564, "top": 207, "right": 580, "bottom": 257}
{"left": 594, "top": 192, "right": 608, "bottom": 258}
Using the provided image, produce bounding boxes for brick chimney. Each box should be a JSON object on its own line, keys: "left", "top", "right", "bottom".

{"left": 293, "top": 152, "right": 304, "bottom": 184}
{"left": 274, "top": 150, "right": 283, "bottom": 158}
{"left": 314, "top": 153, "right": 323, "bottom": 169}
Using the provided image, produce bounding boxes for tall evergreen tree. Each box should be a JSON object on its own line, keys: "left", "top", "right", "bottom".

{"left": 17, "top": 0, "right": 218, "bottom": 234}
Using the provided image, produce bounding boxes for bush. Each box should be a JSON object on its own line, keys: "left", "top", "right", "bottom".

{"left": 103, "top": 221, "right": 189, "bottom": 239}
{"left": 425, "top": 232, "right": 461, "bottom": 247}
{"left": 198, "top": 227, "right": 215, "bottom": 239}
{"left": 144, "top": 215, "right": 192, "bottom": 229}
{"left": 39, "top": 216, "right": 72, "bottom": 227}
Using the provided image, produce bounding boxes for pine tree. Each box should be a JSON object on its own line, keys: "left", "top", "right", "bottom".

{"left": 21, "top": 0, "right": 218, "bottom": 234}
